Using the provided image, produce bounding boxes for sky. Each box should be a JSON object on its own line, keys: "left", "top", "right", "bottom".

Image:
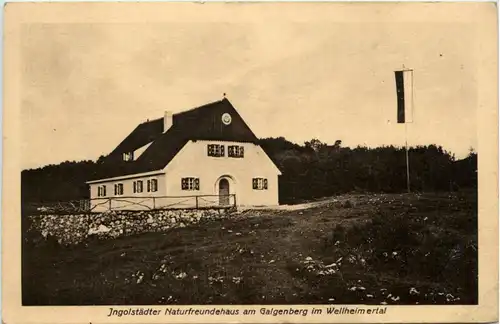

{"left": 20, "top": 18, "right": 478, "bottom": 170}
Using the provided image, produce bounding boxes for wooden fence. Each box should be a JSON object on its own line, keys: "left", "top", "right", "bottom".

{"left": 23, "top": 194, "right": 237, "bottom": 215}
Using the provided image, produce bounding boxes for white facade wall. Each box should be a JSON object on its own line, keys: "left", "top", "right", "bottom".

{"left": 89, "top": 174, "right": 166, "bottom": 212}
{"left": 165, "top": 140, "right": 281, "bottom": 207}
{"left": 88, "top": 140, "right": 281, "bottom": 210}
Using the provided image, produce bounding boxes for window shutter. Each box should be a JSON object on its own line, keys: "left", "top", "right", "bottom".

{"left": 195, "top": 178, "right": 200, "bottom": 190}
{"left": 264, "top": 179, "right": 268, "bottom": 190}
{"left": 153, "top": 179, "right": 158, "bottom": 192}
{"left": 114, "top": 184, "right": 117, "bottom": 195}
{"left": 252, "top": 178, "right": 258, "bottom": 189}
{"left": 103, "top": 186, "right": 106, "bottom": 197}
{"left": 182, "top": 178, "right": 187, "bottom": 190}
{"left": 133, "top": 181, "right": 137, "bottom": 193}
{"left": 240, "top": 146, "right": 244, "bottom": 157}
{"left": 221, "top": 145, "right": 225, "bottom": 157}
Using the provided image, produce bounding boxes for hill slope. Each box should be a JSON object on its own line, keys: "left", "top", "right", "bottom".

{"left": 23, "top": 191, "right": 477, "bottom": 305}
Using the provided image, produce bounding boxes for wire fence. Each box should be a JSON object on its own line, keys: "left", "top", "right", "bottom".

{"left": 23, "top": 194, "right": 237, "bottom": 215}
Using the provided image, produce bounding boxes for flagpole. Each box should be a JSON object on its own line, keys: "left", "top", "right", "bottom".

{"left": 398, "top": 65, "right": 412, "bottom": 194}
{"left": 405, "top": 121, "right": 410, "bottom": 193}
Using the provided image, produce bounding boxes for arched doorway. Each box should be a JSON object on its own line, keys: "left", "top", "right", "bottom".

{"left": 219, "top": 178, "right": 230, "bottom": 206}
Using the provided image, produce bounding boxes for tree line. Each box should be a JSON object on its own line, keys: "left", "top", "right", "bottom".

{"left": 21, "top": 137, "right": 477, "bottom": 204}
{"left": 259, "top": 138, "right": 477, "bottom": 203}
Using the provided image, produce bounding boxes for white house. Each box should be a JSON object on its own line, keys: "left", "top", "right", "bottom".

{"left": 86, "top": 98, "right": 281, "bottom": 211}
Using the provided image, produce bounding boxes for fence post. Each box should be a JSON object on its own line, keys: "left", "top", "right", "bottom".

{"left": 153, "top": 197, "right": 156, "bottom": 210}
{"left": 195, "top": 196, "right": 199, "bottom": 209}
{"left": 233, "top": 194, "right": 237, "bottom": 208}
{"left": 109, "top": 198, "right": 112, "bottom": 211}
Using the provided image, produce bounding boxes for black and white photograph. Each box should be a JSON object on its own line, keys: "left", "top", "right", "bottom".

{"left": 3, "top": 2, "right": 498, "bottom": 323}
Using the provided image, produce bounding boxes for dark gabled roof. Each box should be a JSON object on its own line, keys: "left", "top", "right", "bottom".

{"left": 94, "top": 98, "right": 260, "bottom": 180}
{"left": 109, "top": 118, "right": 164, "bottom": 156}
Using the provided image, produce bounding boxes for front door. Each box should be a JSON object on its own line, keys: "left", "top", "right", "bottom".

{"left": 219, "top": 179, "right": 230, "bottom": 206}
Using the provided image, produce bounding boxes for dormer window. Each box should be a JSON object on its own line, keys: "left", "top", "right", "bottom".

{"left": 208, "top": 144, "right": 225, "bottom": 157}
{"left": 123, "top": 152, "right": 134, "bottom": 161}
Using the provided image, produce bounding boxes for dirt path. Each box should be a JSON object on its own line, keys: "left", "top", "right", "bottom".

{"left": 237, "top": 196, "right": 343, "bottom": 212}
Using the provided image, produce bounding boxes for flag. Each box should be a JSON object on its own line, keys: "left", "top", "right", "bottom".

{"left": 394, "top": 69, "right": 414, "bottom": 123}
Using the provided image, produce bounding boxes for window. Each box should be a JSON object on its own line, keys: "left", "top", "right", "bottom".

{"left": 133, "top": 180, "right": 143, "bottom": 193}
{"left": 147, "top": 179, "right": 158, "bottom": 192}
{"left": 252, "top": 178, "right": 268, "bottom": 190}
{"left": 228, "top": 145, "right": 244, "bottom": 158}
{"left": 181, "top": 177, "right": 200, "bottom": 190}
{"left": 122, "top": 152, "right": 134, "bottom": 161}
{"left": 97, "top": 185, "right": 107, "bottom": 197}
{"left": 207, "top": 144, "right": 225, "bottom": 157}
{"left": 114, "top": 183, "right": 124, "bottom": 195}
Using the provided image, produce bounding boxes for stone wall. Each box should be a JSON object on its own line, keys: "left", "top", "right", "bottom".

{"left": 26, "top": 208, "right": 231, "bottom": 245}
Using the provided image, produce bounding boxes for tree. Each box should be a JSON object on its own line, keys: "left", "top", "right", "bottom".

{"left": 304, "top": 138, "right": 327, "bottom": 153}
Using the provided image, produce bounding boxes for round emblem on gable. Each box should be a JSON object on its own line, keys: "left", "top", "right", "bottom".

{"left": 222, "top": 113, "right": 232, "bottom": 125}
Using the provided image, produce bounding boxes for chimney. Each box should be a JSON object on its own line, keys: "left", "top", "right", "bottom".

{"left": 164, "top": 111, "right": 173, "bottom": 133}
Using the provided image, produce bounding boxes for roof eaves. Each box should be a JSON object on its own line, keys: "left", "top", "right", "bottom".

{"left": 86, "top": 169, "right": 165, "bottom": 184}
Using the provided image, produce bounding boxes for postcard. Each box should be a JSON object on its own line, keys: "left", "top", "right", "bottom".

{"left": 3, "top": 2, "right": 498, "bottom": 323}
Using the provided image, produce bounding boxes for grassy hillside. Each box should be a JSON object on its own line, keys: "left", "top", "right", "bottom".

{"left": 23, "top": 191, "right": 477, "bottom": 305}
